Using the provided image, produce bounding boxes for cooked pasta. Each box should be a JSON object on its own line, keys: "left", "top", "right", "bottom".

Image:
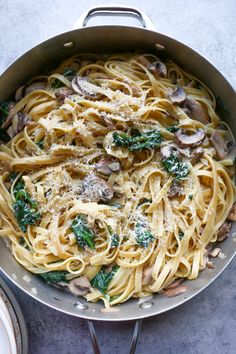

{"left": 0, "top": 52, "right": 235, "bottom": 308}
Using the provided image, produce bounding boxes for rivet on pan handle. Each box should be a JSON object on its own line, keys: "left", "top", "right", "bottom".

{"left": 73, "top": 5, "right": 156, "bottom": 31}
{"left": 87, "top": 319, "right": 143, "bottom": 354}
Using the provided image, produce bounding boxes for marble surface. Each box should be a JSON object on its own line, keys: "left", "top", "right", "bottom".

{"left": 0, "top": 0, "right": 236, "bottom": 353}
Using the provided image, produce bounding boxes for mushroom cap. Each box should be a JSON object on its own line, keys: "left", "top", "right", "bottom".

{"left": 7, "top": 112, "right": 31, "bottom": 138}
{"left": 184, "top": 98, "right": 209, "bottom": 124}
{"left": 55, "top": 87, "right": 74, "bottom": 103}
{"left": 217, "top": 222, "right": 231, "bottom": 242}
{"left": 168, "top": 86, "right": 186, "bottom": 104}
{"left": 81, "top": 174, "right": 114, "bottom": 203}
{"left": 227, "top": 203, "right": 236, "bottom": 222}
{"left": 71, "top": 75, "right": 98, "bottom": 99}
{"left": 210, "top": 130, "right": 228, "bottom": 160}
{"left": 95, "top": 156, "right": 121, "bottom": 176}
{"left": 175, "top": 128, "right": 205, "bottom": 148}
{"left": 142, "top": 265, "right": 154, "bottom": 285}
{"left": 148, "top": 60, "right": 167, "bottom": 78}
{"left": 68, "top": 276, "right": 91, "bottom": 296}
{"left": 15, "top": 85, "right": 25, "bottom": 102}
{"left": 24, "top": 81, "right": 48, "bottom": 96}
{"left": 190, "top": 147, "right": 204, "bottom": 166}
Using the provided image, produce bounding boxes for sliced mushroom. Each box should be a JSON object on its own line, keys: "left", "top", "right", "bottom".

{"left": 164, "top": 278, "right": 184, "bottom": 290}
{"left": 217, "top": 221, "right": 231, "bottom": 242}
{"left": 175, "top": 129, "right": 205, "bottom": 148}
{"left": 206, "top": 261, "right": 214, "bottom": 269}
{"left": 190, "top": 147, "right": 204, "bottom": 166}
{"left": 71, "top": 76, "right": 99, "bottom": 99}
{"left": 168, "top": 86, "right": 186, "bottom": 104}
{"left": 1, "top": 101, "right": 16, "bottom": 128}
{"left": 95, "top": 156, "right": 121, "bottom": 176}
{"left": 136, "top": 55, "right": 151, "bottom": 67}
{"left": 68, "top": 276, "right": 91, "bottom": 296}
{"left": 227, "top": 203, "right": 236, "bottom": 221}
{"left": 184, "top": 98, "right": 209, "bottom": 124}
{"left": 81, "top": 174, "right": 114, "bottom": 203}
{"left": 15, "top": 85, "right": 25, "bottom": 102}
{"left": 142, "top": 265, "right": 154, "bottom": 286}
{"left": 7, "top": 112, "right": 31, "bottom": 138}
{"left": 99, "top": 112, "right": 115, "bottom": 130}
{"left": 210, "top": 130, "right": 228, "bottom": 160}
{"left": 209, "top": 247, "right": 221, "bottom": 258}
{"left": 200, "top": 256, "right": 208, "bottom": 271}
{"left": 55, "top": 87, "right": 74, "bottom": 104}
{"left": 168, "top": 180, "right": 183, "bottom": 199}
{"left": 148, "top": 60, "right": 167, "bottom": 78}
{"left": 163, "top": 285, "right": 188, "bottom": 297}
{"left": 24, "top": 81, "right": 48, "bottom": 96}
{"left": 53, "top": 281, "right": 69, "bottom": 290}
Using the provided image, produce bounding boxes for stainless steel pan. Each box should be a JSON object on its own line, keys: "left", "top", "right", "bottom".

{"left": 0, "top": 5, "right": 236, "bottom": 353}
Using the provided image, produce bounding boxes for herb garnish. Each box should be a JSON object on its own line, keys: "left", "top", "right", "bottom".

{"left": 13, "top": 179, "right": 41, "bottom": 232}
{"left": 71, "top": 215, "right": 95, "bottom": 249}
{"left": 38, "top": 271, "right": 68, "bottom": 283}
{"left": 162, "top": 153, "right": 190, "bottom": 179}
{"left": 36, "top": 139, "right": 44, "bottom": 149}
{"left": 111, "top": 234, "right": 120, "bottom": 248}
{"left": 189, "top": 194, "right": 193, "bottom": 200}
{"left": 113, "top": 129, "right": 163, "bottom": 151}
{"left": 166, "top": 125, "right": 179, "bottom": 133}
{"left": 51, "top": 67, "right": 77, "bottom": 89}
{"left": 135, "top": 223, "right": 154, "bottom": 247}
{"left": 91, "top": 265, "right": 119, "bottom": 295}
{"left": 178, "top": 231, "right": 185, "bottom": 240}
{"left": 0, "top": 101, "right": 12, "bottom": 142}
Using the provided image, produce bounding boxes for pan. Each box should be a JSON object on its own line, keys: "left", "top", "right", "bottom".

{"left": 0, "top": 5, "right": 235, "bottom": 354}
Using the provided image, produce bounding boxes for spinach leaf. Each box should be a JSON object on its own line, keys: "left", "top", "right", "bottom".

{"left": 91, "top": 265, "right": 119, "bottom": 295}
{"left": 51, "top": 67, "right": 77, "bottom": 89}
{"left": 166, "top": 125, "right": 179, "bottom": 133}
{"left": 13, "top": 179, "right": 41, "bottom": 232}
{"left": 111, "top": 234, "right": 120, "bottom": 248}
{"left": 8, "top": 172, "right": 18, "bottom": 184}
{"left": 36, "top": 139, "right": 44, "bottom": 149}
{"left": 38, "top": 270, "right": 68, "bottom": 283}
{"left": 138, "top": 198, "right": 152, "bottom": 206}
{"left": 0, "top": 101, "right": 10, "bottom": 126}
{"left": 113, "top": 129, "right": 163, "bottom": 151}
{"left": 71, "top": 215, "right": 95, "bottom": 249}
{"left": 0, "top": 102, "right": 13, "bottom": 142}
{"left": 135, "top": 223, "right": 154, "bottom": 247}
{"left": 162, "top": 153, "right": 190, "bottom": 179}
{"left": 0, "top": 129, "right": 11, "bottom": 142}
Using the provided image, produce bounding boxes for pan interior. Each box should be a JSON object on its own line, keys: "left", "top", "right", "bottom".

{"left": 0, "top": 25, "right": 235, "bottom": 321}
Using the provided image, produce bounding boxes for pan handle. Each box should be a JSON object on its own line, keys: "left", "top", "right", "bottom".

{"left": 73, "top": 5, "right": 155, "bottom": 31}
{"left": 87, "top": 319, "right": 143, "bottom": 354}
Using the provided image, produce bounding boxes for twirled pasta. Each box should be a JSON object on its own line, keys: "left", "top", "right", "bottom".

{"left": 0, "top": 52, "right": 235, "bottom": 308}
